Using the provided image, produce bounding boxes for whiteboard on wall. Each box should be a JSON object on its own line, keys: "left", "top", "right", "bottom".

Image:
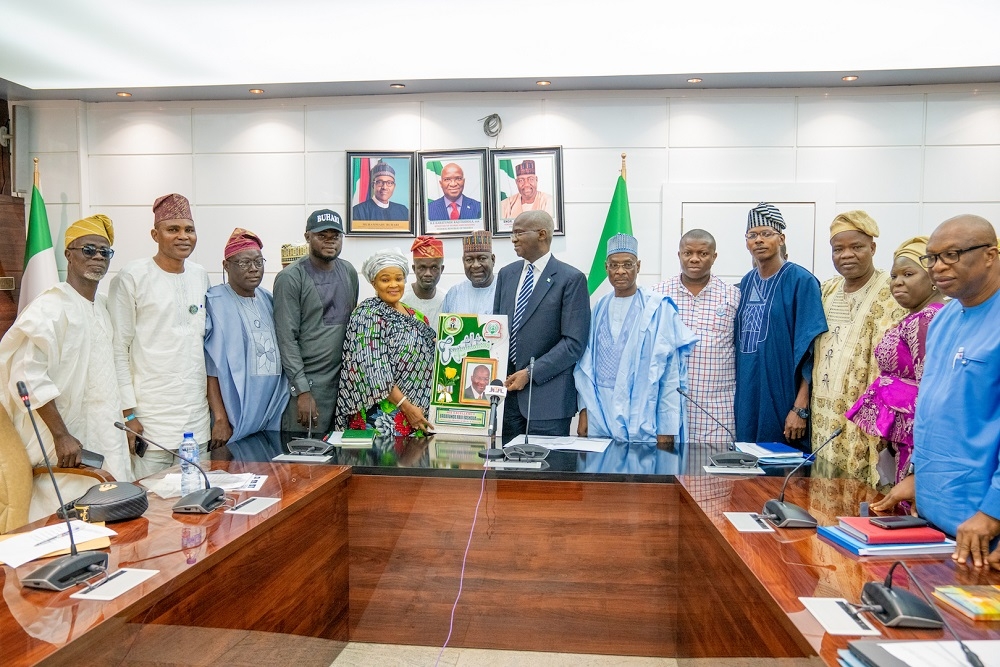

{"left": 660, "top": 183, "right": 837, "bottom": 285}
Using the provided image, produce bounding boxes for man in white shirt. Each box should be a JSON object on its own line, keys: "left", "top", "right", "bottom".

{"left": 441, "top": 230, "right": 496, "bottom": 315}
{"left": 109, "top": 193, "right": 211, "bottom": 477}
{"left": 1, "top": 215, "right": 133, "bottom": 520}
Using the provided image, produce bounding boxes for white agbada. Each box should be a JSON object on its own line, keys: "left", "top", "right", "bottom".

{"left": 441, "top": 279, "right": 496, "bottom": 316}
{"left": 109, "top": 258, "right": 211, "bottom": 449}
{"left": 0, "top": 283, "right": 134, "bottom": 518}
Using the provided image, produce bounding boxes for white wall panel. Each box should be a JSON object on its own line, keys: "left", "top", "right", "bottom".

{"left": 419, "top": 100, "right": 546, "bottom": 148}
{"left": 194, "top": 205, "right": 307, "bottom": 270}
{"left": 668, "top": 147, "right": 795, "bottom": 183}
{"left": 797, "top": 95, "right": 924, "bottom": 147}
{"left": 22, "top": 106, "right": 79, "bottom": 153}
{"left": 824, "top": 203, "right": 923, "bottom": 271}
{"left": 89, "top": 155, "right": 194, "bottom": 206}
{"left": 305, "top": 151, "right": 346, "bottom": 206}
{"left": 194, "top": 153, "right": 304, "bottom": 205}
{"left": 31, "top": 151, "right": 81, "bottom": 203}
{"left": 562, "top": 148, "right": 667, "bottom": 203}
{"left": 193, "top": 107, "right": 304, "bottom": 153}
{"left": 923, "top": 203, "right": 1000, "bottom": 230}
{"left": 88, "top": 106, "right": 193, "bottom": 155}
{"left": 305, "top": 102, "right": 422, "bottom": 152}
{"left": 926, "top": 93, "right": 1000, "bottom": 145}
{"left": 43, "top": 202, "right": 82, "bottom": 272}
{"left": 797, "top": 147, "right": 923, "bottom": 202}
{"left": 923, "top": 146, "right": 1000, "bottom": 202}
{"left": 93, "top": 206, "right": 158, "bottom": 270}
{"left": 544, "top": 99, "right": 667, "bottom": 149}
{"left": 669, "top": 98, "right": 795, "bottom": 148}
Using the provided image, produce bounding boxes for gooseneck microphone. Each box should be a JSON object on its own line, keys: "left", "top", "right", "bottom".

{"left": 675, "top": 387, "right": 737, "bottom": 447}
{"left": 523, "top": 357, "right": 535, "bottom": 446}
{"left": 761, "top": 427, "right": 843, "bottom": 528}
{"left": 479, "top": 379, "right": 507, "bottom": 460}
{"left": 114, "top": 422, "right": 225, "bottom": 514}
{"left": 17, "top": 381, "right": 109, "bottom": 591}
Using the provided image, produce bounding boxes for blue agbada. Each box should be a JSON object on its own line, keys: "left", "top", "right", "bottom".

{"left": 204, "top": 285, "right": 289, "bottom": 442}
{"left": 734, "top": 262, "right": 827, "bottom": 447}
{"left": 575, "top": 288, "right": 697, "bottom": 442}
{"left": 913, "top": 290, "right": 1000, "bottom": 538}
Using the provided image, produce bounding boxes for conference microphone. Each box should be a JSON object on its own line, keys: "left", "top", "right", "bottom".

{"left": 761, "top": 427, "right": 843, "bottom": 528}
{"left": 478, "top": 379, "right": 507, "bottom": 460}
{"left": 17, "top": 381, "right": 109, "bottom": 591}
{"left": 114, "top": 422, "right": 225, "bottom": 514}
{"left": 857, "top": 561, "right": 983, "bottom": 666}
{"left": 524, "top": 357, "right": 535, "bottom": 446}
{"left": 675, "top": 387, "right": 738, "bottom": 448}
{"left": 675, "top": 387, "right": 757, "bottom": 468}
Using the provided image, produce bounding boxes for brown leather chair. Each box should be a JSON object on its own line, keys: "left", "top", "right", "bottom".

{"left": 0, "top": 408, "right": 114, "bottom": 534}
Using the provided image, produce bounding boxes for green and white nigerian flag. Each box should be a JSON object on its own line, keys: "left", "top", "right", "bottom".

{"left": 424, "top": 160, "right": 444, "bottom": 205}
{"left": 497, "top": 159, "right": 517, "bottom": 206}
{"left": 18, "top": 181, "right": 58, "bottom": 313}
{"left": 586, "top": 174, "right": 633, "bottom": 294}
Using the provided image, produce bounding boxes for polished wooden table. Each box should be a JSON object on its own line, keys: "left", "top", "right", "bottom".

{"left": 1, "top": 460, "right": 351, "bottom": 667}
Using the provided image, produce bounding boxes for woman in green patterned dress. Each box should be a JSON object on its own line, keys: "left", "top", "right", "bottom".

{"left": 334, "top": 249, "right": 437, "bottom": 436}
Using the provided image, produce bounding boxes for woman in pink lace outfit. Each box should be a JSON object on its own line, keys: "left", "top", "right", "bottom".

{"left": 846, "top": 237, "right": 945, "bottom": 502}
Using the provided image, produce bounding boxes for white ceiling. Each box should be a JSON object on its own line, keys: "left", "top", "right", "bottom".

{"left": 2, "top": 0, "right": 1000, "bottom": 101}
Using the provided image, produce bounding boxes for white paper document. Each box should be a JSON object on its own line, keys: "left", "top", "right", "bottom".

{"left": 70, "top": 568, "right": 159, "bottom": 601}
{"left": 724, "top": 512, "right": 775, "bottom": 533}
{"left": 272, "top": 453, "right": 334, "bottom": 463}
{"left": 703, "top": 465, "right": 765, "bottom": 475}
{"left": 143, "top": 472, "right": 266, "bottom": 499}
{"left": 484, "top": 460, "right": 544, "bottom": 469}
{"left": 799, "top": 597, "right": 881, "bottom": 636}
{"left": 883, "top": 640, "right": 1000, "bottom": 667}
{"left": 225, "top": 496, "right": 281, "bottom": 515}
{"left": 0, "top": 521, "right": 118, "bottom": 568}
{"left": 504, "top": 434, "right": 612, "bottom": 453}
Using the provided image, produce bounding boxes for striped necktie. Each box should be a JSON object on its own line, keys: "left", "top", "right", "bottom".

{"left": 510, "top": 263, "right": 534, "bottom": 362}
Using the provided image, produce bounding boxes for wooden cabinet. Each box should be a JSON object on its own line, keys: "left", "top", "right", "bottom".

{"left": 0, "top": 194, "right": 26, "bottom": 337}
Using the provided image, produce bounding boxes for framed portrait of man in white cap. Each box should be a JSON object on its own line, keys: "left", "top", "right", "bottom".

{"left": 346, "top": 151, "right": 416, "bottom": 236}
{"left": 489, "top": 146, "right": 564, "bottom": 236}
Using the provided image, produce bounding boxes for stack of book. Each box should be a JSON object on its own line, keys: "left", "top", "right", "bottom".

{"left": 735, "top": 441, "right": 806, "bottom": 465}
{"left": 818, "top": 516, "right": 955, "bottom": 557}
{"left": 933, "top": 585, "right": 1000, "bottom": 620}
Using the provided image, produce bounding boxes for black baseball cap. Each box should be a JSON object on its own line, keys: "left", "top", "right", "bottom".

{"left": 306, "top": 209, "right": 344, "bottom": 234}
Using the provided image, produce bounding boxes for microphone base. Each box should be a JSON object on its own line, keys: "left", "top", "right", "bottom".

{"left": 478, "top": 448, "right": 505, "bottom": 460}
{"left": 22, "top": 551, "right": 109, "bottom": 591}
{"left": 861, "top": 582, "right": 944, "bottom": 628}
{"left": 172, "top": 487, "right": 226, "bottom": 514}
{"left": 762, "top": 499, "right": 818, "bottom": 529}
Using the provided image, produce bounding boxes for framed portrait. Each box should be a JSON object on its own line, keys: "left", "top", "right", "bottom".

{"left": 489, "top": 147, "right": 565, "bottom": 236}
{"left": 418, "top": 149, "right": 488, "bottom": 237}
{"left": 346, "top": 151, "right": 416, "bottom": 236}
{"left": 458, "top": 357, "right": 497, "bottom": 407}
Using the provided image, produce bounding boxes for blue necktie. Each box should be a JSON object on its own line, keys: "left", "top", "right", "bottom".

{"left": 510, "top": 263, "right": 534, "bottom": 362}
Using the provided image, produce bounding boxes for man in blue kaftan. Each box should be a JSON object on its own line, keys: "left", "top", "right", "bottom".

{"left": 205, "top": 228, "right": 289, "bottom": 447}
{"left": 575, "top": 234, "right": 697, "bottom": 447}
{"left": 734, "top": 203, "right": 827, "bottom": 450}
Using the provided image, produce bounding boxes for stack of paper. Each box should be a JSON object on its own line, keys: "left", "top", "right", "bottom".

{"left": 735, "top": 441, "right": 807, "bottom": 465}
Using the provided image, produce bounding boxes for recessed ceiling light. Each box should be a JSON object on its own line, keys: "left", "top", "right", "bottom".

{"left": 842, "top": 75, "right": 859, "bottom": 82}
{"left": 389, "top": 83, "right": 405, "bottom": 89}
{"left": 249, "top": 88, "right": 265, "bottom": 94}
{"left": 116, "top": 91, "right": 132, "bottom": 97}
{"left": 687, "top": 78, "right": 703, "bottom": 84}
{"left": 536, "top": 80, "right": 551, "bottom": 86}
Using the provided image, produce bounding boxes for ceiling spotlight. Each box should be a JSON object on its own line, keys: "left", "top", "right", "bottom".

{"left": 249, "top": 88, "right": 265, "bottom": 94}
{"left": 687, "top": 78, "right": 703, "bottom": 84}
{"left": 389, "top": 83, "right": 406, "bottom": 89}
{"left": 536, "top": 80, "right": 551, "bottom": 86}
{"left": 116, "top": 91, "right": 132, "bottom": 97}
{"left": 842, "top": 75, "right": 859, "bottom": 82}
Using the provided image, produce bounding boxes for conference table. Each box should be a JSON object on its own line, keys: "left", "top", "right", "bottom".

{"left": 3, "top": 432, "right": 999, "bottom": 666}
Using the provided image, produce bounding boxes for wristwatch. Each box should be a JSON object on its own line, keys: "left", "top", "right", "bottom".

{"left": 791, "top": 406, "right": 810, "bottom": 420}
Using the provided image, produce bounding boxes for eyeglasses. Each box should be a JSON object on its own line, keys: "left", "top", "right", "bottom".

{"left": 373, "top": 179, "right": 395, "bottom": 187}
{"left": 745, "top": 230, "right": 780, "bottom": 240}
{"left": 510, "top": 229, "right": 539, "bottom": 238}
{"left": 919, "top": 244, "right": 991, "bottom": 268}
{"left": 68, "top": 244, "right": 114, "bottom": 259}
{"left": 607, "top": 261, "right": 637, "bottom": 271}
{"left": 229, "top": 258, "right": 266, "bottom": 270}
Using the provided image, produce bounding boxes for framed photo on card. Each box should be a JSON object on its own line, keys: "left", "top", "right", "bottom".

{"left": 490, "top": 147, "right": 564, "bottom": 236}
{"left": 346, "top": 151, "right": 416, "bottom": 236}
{"left": 418, "top": 149, "right": 488, "bottom": 237}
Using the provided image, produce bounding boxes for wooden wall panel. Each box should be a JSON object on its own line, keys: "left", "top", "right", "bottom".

{"left": 0, "top": 194, "right": 25, "bottom": 336}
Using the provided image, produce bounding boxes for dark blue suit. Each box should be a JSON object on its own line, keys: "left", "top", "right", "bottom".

{"left": 493, "top": 256, "right": 591, "bottom": 442}
{"left": 428, "top": 195, "right": 482, "bottom": 221}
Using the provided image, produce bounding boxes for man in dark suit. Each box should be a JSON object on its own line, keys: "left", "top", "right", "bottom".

{"left": 493, "top": 211, "right": 590, "bottom": 443}
{"left": 427, "top": 163, "right": 482, "bottom": 220}
{"left": 463, "top": 364, "right": 491, "bottom": 400}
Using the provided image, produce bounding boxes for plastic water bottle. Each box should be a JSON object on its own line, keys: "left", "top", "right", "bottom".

{"left": 179, "top": 432, "right": 200, "bottom": 495}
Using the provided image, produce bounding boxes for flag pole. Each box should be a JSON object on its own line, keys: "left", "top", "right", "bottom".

{"left": 621, "top": 152, "right": 626, "bottom": 181}
{"left": 33, "top": 157, "right": 39, "bottom": 187}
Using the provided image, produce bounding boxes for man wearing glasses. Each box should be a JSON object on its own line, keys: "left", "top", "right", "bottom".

{"left": 500, "top": 160, "right": 553, "bottom": 221}
{"left": 204, "top": 229, "right": 289, "bottom": 448}
{"left": 734, "top": 203, "right": 827, "bottom": 450}
{"left": 352, "top": 160, "right": 410, "bottom": 222}
{"left": 110, "top": 194, "right": 212, "bottom": 477}
{"left": 575, "top": 234, "right": 696, "bottom": 447}
{"left": 427, "top": 163, "right": 482, "bottom": 221}
{"left": 1, "top": 215, "right": 134, "bottom": 517}
{"left": 912, "top": 215, "right": 1000, "bottom": 571}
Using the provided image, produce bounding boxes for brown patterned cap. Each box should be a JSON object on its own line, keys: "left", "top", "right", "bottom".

{"left": 153, "top": 193, "right": 193, "bottom": 224}
{"left": 462, "top": 230, "right": 492, "bottom": 253}
{"left": 515, "top": 160, "right": 536, "bottom": 176}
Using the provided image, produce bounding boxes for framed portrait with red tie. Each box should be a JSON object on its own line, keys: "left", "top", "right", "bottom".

{"left": 418, "top": 149, "right": 489, "bottom": 237}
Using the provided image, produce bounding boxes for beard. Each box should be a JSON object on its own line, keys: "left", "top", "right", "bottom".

{"left": 83, "top": 268, "right": 107, "bottom": 281}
